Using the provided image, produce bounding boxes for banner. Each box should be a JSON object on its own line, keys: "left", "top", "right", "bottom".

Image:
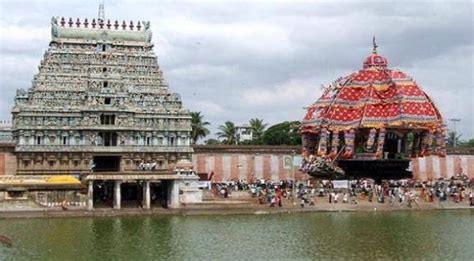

{"left": 293, "top": 155, "right": 302, "bottom": 167}
{"left": 196, "top": 181, "right": 211, "bottom": 189}
{"left": 284, "top": 156, "right": 292, "bottom": 170}
{"left": 333, "top": 180, "right": 349, "bottom": 189}
{"left": 284, "top": 155, "right": 302, "bottom": 169}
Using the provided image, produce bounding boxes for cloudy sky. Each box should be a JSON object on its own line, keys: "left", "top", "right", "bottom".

{"left": 0, "top": 0, "right": 473, "bottom": 140}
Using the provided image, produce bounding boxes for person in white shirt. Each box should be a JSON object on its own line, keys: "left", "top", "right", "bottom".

{"left": 469, "top": 191, "right": 473, "bottom": 206}
{"left": 342, "top": 193, "right": 348, "bottom": 203}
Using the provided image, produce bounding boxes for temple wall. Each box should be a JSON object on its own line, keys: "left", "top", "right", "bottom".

{"left": 192, "top": 153, "right": 304, "bottom": 182}
{"left": 0, "top": 145, "right": 17, "bottom": 176}
{"left": 1, "top": 144, "right": 473, "bottom": 180}
{"left": 6, "top": 152, "right": 17, "bottom": 176}
{"left": 412, "top": 155, "right": 474, "bottom": 180}
{"left": 193, "top": 146, "right": 474, "bottom": 181}
{"left": 0, "top": 153, "right": 17, "bottom": 176}
{"left": 192, "top": 146, "right": 308, "bottom": 182}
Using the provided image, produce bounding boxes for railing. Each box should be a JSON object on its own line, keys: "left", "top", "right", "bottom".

{"left": 17, "top": 168, "right": 172, "bottom": 175}
{"left": 93, "top": 169, "right": 172, "bottom": 175}
{"left": 14, "top": 126, "right": 191, "bottom": 131}
{"left": 15, "top": 145, "right": 193, "bottom": 153}
{"left": 446, "top": 147, "right": 474, "bottom": 155}
{"left": 16, "top": 169, "right": 88, "bottom": 175}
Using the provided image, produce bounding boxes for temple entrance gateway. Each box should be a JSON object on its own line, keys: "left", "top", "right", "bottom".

{"left": 86, "top": 175, "right": 175, "bottom": 210}
{"left": 121, "top": 181, "right": 143, "bottom": 207}
{"left": 11, "top": 16, "right": 193, "bottom": 177}
{"left": 93, "top": 180, "right": 114, "bottom": 208}
{"left": 93, "top": 156, "right": 121, "bottom": 172}
{"left": 85, "top": 168, "right": 201, "bottom": 210}
{"left": 152, "top": 181, "right": 170, "bottom": 208}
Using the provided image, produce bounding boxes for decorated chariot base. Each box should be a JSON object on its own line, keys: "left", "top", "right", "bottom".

{"left": 301, "top": 39, "right": 446, "bottom": 180}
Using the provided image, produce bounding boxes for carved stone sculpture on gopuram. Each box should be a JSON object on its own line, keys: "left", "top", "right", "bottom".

{"left": 12, "top": 16, "right": 193, "bottom": 175}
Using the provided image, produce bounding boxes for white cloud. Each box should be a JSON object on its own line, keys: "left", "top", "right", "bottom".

{"left": 187, "top": 100, "right": 225, "bottom": 116}
{"left": 401, "top": 44, "right": 474, "bottom": 138}
{"left": 0, "top": 25, "right": 48, "bottom": 47}
{"left": 167, "top": 64, "right": 237, "bottom": 81}
{"left": 0, "top": 0, "right": 472, "bottom": 140}
{"left": 240, "top": 77, "right": 321, "bottom": 107}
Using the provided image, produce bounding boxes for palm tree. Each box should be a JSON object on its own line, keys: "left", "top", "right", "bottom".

{"left": 190, "top": 112, "right": 210, "bottom": 144}
{"left": 447, "top": 131, "right": 462, "bottom": 147}
{"left": 216, "top": 121, "right": 237, "bottom": 145}
{"left": 204, "top": 138, "right": 221, "bottom": 145}
{"left": 249, "top": 118, "right": 267, "bottom": 142}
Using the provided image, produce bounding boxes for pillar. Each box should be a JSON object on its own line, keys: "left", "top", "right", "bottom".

{"left": 375, "top": 128, "right": 386, "bottom": 159}
{"left": 114, "top": 180, "right": 122, "bottom": 210}
{"left": 410, "top": 132, "right": 418, "bottom": 157}
{"left": 343, "top": 129, "right": 355, "bottom": 158}
{"left": 143, "top": 181, "right": 151, "bottom": 209}
{"left": 87, "top": 180, "right": 94, "bottom": 210}
{"left": 318, "top": 128, "right": 328, "bottom": 156}
{"left": 167, "top": 180, "right": 180, "bottom": 208}
{"left": 397, "top": 138, "right": 402, "bottom": 154}
{"left": 120, "top": 158, "right": 126, "bottom": 172}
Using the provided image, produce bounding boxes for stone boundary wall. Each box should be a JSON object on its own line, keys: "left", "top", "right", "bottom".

{"left": 193, "top": 145, "right": 474, "bottom": 181}
{"left": 192, "top": 153, "right": 305, "bottom": 182}
{"left": 192, "top": 145, "right": 305, "bottom": 182}
{"left": 0, "top": 143, "right": 16, "bottom": 176}
{"left": 0, "top": 143, "right": 473, "bottom": 180}
{"left": 412, "top": 155, "right": 474, "bottom": 180}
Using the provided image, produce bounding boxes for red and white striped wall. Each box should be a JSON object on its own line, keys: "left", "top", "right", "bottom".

{"left": 411, "top": 155, "right": 474, "bottom": 180}
{"left": 193, "top": 153, "right": 474, "bottom": 182}
{"left": 192, "top": 154, "right": 306, "bottom": 182}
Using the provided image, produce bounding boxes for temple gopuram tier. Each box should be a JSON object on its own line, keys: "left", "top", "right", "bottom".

{"left": 12, "top": 17, "right": 193, "bottom": 175}
{"left": 301, "top": 39, "right": 446, "bottom": 180}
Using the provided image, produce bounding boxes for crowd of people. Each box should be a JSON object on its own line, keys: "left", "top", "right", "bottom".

{"left": 212, "top": 179, "right": 295, "bottom": 208}
{"left": 210, "top": 177, "right": 474, "bottom": 208}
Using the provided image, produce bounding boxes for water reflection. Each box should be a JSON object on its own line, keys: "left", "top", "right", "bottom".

{"left": 0, "top": 210, "right": 472, "bottom": 260}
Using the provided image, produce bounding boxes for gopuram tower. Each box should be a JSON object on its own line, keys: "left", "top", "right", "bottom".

{"left": 12, "top": 16, "right": 193, "bottom": 176}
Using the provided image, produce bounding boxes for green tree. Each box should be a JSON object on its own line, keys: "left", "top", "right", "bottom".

{"left": 462, "top": 138, "right": 474, "bottom": 147}
{"left": 249, "top": 118, "right": 267, "bottom": 144}
{"left": 204, "top": 138, "right": 221, "bottom": 145}
{"left": 216, "top": 121, "right": 237, "bottom": 145}
{"left": 190, "top": 112, "right": 210, "bottom": 144}
{"left": 262, "top": 121, "right": 302, "bottom": 145}
{"left": 447, "top": 131, "right": 462, "bottom": 147}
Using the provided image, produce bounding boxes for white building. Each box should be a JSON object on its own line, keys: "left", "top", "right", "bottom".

{"left": 236, "top": 124, "right": 253, "bottom": 144}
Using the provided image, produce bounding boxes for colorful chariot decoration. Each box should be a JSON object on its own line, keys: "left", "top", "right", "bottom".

{"left": 301, "top": 38, "right": 446, "bottom": 179}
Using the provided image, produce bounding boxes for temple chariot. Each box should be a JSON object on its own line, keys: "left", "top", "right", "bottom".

{"left": 300, "top": 39, "right": 446, "bottom": 181}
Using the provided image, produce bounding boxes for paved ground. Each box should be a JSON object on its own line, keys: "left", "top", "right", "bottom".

{"left": 1, "top": 193, "right": 472, "bottom": 219}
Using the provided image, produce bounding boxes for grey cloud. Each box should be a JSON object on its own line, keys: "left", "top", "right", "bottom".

{"left": 0, "top": 0, "right": 473, "bottom": 139}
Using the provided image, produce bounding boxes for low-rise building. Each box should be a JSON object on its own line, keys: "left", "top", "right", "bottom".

{"left": 236, "top": 124, "right": 253, "bottom": 144}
